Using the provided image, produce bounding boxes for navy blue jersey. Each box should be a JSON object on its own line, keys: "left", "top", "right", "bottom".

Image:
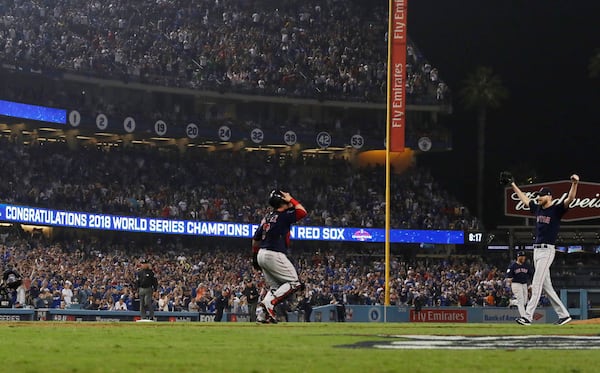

{"left": 528, "top": 201, "right": 567, "bottom": 244}
{"left": 253, "top": 208, "right": 299, "bottom": 253}
{"left": 506, "top": 261, "right": 534, "bottom": 284}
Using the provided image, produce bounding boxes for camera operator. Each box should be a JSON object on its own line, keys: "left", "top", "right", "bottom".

{"left": 1, "top": 263, "right": 23, "bottom": 308}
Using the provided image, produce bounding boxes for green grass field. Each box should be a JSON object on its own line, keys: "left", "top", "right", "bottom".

{"left": 1, "top": 322, "right": 599, "bottom": 373}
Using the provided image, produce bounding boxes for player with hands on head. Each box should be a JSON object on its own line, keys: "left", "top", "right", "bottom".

{"left": 504, "top": 172, "right": 579, "bottom": 325}
{"left": 251, "top": 190, "right": 307, "bottom": 323}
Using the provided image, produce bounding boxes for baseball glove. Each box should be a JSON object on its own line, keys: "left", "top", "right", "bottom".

{"left": 499, "top": 171, "right": 514, "bottom": 186}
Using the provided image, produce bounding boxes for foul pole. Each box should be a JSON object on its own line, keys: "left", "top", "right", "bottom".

{"left": 385, "top": 0, "right": 407, "bottom": 311}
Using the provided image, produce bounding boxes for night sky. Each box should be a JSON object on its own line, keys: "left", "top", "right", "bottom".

{"left": 407, "top": 0, "right": 600, "bottom": 228}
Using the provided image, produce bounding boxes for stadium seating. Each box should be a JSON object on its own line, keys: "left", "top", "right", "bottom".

{"left": 0, "top": 139, "right": 477, "bottom": 230}
{"left": 2, "top": 232, "right": 518, "bottom": 311}
{"left": 7, "top": 230, "right": 595, "bottom": 312}
{"left": 0, "top": 0, "right": 448, "bottom": 104}
{"left": 0, "top": 1, "right": 522, "bottom": 315}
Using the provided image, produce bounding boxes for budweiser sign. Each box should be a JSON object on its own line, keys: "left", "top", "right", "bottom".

{"left": 505, "top": 181, "right": 600, "bottom": 221}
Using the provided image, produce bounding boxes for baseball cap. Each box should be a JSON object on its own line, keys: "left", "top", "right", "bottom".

{"left": 268, "top": 190, "right": 286, "bottom": 208}
{"left": 517, "top": 251, "right": 526, "bottom": 257}
{"left": 536, "top": 187, "right": 552, "bottom": 196}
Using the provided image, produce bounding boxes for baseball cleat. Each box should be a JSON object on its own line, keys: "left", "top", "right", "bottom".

{"left": 515, "top": 317, "right": 531, "bottom": 325}
{"left": 257, "top": 302, "right": 278, "bottom": 323}
{"left": 261, "top": 301, "right": 277, "bottom": 320}
{"left": 554, "top": 316, "right": 572, "bottom": 325}
{"left": 256, "top": 311, "right": 277, "bottom": 324}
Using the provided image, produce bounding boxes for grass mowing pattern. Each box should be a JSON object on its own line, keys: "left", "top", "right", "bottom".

{"left": 0, "top": 322, "right": 599, "bottom": 373}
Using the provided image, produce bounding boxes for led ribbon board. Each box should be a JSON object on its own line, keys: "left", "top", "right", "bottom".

{"left": 0, "top": 204, "right": 463, "bottom": 244}
{"left": 0, "top": 100, "right": 67, "bottom": 124}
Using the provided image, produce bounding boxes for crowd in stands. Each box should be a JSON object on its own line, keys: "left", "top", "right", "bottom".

{"left": 1, "top": 0, "right": 589, "bottom": 321}
{"left": 0, "top": 0, "right": 449, "bottom": 104}
{"left": 0, "top": 138, "right": 591, "bottom": 316}
{"left": 0, "top": 138, "right": 479, "bottom": 231}
{"left": 0, "top": 128, "right": 501, "bottom": 317}
{"left": 1, "top": 232, "right": 532, "bottom": 315}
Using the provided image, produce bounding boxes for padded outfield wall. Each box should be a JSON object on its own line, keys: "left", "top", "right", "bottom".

{"left": 0, "top": 306, "right": 562, "bottom": 324}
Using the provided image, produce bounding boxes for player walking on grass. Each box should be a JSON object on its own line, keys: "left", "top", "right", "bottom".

{"left": 252, "top": 190, "right": 307, "bottom": 323}
{"left": 501, "top": 172, "right": 579, "bottom": 325}
{"left": 506, "top": 251, "right": 534, "bottom": 318}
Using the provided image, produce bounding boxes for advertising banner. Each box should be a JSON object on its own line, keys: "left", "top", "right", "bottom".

{"left": 409, "top": 309, "right": 467, "bottom": 323}
{"left": 0, "top": 309, "right": 35, "bottom": 321}
{"left": 504, "top": 181, "right": 600, "bottom": 221}
{"left": 388, "top": 0, "right": 407, "bottom": 152}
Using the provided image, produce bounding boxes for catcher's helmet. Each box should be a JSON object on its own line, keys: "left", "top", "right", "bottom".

{"left": 268, "top": 190, "right": 286, "bottom": 208}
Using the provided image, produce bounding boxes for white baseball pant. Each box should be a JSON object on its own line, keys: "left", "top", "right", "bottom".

{"left": 524, "top": 245, "right": 569, "bottom": 321}
{"left": 257, "top": 248, "right": 300, "bottom": 300}
{"left": 511, "top": 282, "right": 528, "bottom": 317}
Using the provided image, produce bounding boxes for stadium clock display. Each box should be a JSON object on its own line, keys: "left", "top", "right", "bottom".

{"left": 466, "top": 231, "right": 486, "bottom": 244}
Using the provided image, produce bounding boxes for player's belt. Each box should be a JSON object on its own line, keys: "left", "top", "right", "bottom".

{"left": 533, "top": 243, "right": 554, "bottom": 249}
{"left": 260, "top": 247, "right": 286, "bottom": 253}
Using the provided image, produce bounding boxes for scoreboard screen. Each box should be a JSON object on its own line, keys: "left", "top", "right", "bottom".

{"left": 466, "top": 231, "right": 485, "bottom": 244}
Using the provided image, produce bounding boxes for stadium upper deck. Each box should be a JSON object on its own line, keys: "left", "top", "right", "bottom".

{"left": 0, "top": 1, "right": 453, "bottom": 155}
{"left": 0, "top": 0, "right": 448, "bottom": 105}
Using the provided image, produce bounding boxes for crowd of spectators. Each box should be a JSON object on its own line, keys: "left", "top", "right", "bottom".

{"left": 1, "top": 232, "right": 533, "bottom": 315}
{"left": 0, "top": 138, "right": 479, "bottom": 231}
{"left": 0, "top": 0, "right": 449, "bottom": 104}
{"left": 1, "top": 133, "right": 591, "bottom": 316}
{"left": 0, "top": 130, "right": 501, "bottom": 317}
{"left": 0, "top": 0, "right": 586, "bottom": 321}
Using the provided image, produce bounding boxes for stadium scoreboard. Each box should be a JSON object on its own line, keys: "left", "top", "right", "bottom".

{"left": 465, "top": 231, "right": 486, "bottom": 244}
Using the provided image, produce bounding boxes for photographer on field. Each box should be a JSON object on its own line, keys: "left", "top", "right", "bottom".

{"left": 1, "top": 263, "right": 23, "bottom": 308}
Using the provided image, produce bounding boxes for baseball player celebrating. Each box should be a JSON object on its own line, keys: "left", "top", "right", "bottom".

{"left": 506, "top": 251, "right": 534, "bottom": 318}
{"left": 501, "top": 172, "right": 578, "bottom": 325}
{"left": 252, "top": 190, "right": 307, "bottom": 323}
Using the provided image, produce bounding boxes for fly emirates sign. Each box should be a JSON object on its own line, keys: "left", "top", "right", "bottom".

{"left": 504, "top": 181, "right": 600, "bottom": 221}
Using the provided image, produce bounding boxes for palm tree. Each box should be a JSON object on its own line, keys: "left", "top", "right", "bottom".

{"left": 460, "top": 67, "right": 508, "bottom": 227}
